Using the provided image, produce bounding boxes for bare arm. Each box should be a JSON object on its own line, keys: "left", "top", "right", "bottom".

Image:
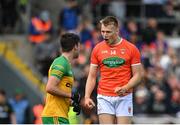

{"left": 46, "top": 76, "right": 71, "bottom": 98}
{"left": 85, "top": 64, "right": 98, "bottom": 98}
{"left": 126, "top": 64, "right": 142, "bottom": 89}
{"left": 84, "top": 64, "right": 98, "bottom": 109}
{"left": 115, "top": 64, "right": 142, "bottom": 95}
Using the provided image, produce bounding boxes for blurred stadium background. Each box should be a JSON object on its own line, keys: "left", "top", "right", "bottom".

{"left": 0, "top": 0, "right": 180, "bottom": 124}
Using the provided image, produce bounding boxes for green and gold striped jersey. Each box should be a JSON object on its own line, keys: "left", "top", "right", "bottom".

{"left": 42, "top": 55, "right": 74, "bottom": 119}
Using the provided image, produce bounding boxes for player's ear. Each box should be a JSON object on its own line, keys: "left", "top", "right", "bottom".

{"left": 77, "top": 43, "right": 80, "bottom": 49}
{"left": 116, "top": 28, "right": 119, "bottom": 34}
{"left": 73, "top": 44, "right": 78, "bottom": 50}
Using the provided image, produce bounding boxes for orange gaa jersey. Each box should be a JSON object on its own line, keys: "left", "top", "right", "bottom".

{"left": 91, "top": 38, "right": 141, "bottom": 96}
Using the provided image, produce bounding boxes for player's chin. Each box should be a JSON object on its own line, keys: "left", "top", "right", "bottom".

{"left": 105, "top": 39, "right": 111, "bottom": 44}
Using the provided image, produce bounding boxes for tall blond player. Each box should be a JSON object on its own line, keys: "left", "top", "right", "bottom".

{"left": 84, "top": 16, "right": 142, "bottom": 124}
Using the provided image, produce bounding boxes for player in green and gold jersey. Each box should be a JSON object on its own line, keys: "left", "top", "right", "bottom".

{"left": 41, "top": 33, "right": 81, "bottom": 124}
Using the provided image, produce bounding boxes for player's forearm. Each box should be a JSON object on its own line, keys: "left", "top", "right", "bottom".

{"left": 46, "top": 85, "right": 71, "bottom": 98}
{"left": 85, "top": 76, "right": 96, "bottom": 98}
{"left": 46, "top": 76, "right": 71, "bottom": 98}
{"left": 126, "top": 72, "right": 142, "bottom": 90}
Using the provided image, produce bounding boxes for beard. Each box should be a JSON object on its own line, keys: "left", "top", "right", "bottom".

{"left": 73, "top": 52, "right": 79, "bottom": 59}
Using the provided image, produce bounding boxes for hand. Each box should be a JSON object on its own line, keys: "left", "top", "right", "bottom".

{"left": 71, "top": 91, "right": 81, "bottom": 115}
{"left": 71, "top": 91, "right": 81, "bottom": 104}
{"left": 114, "top": 86, "right": 129, "bottom": 96}
{"left": 72, "top": 102, "right": 81, "bottom": 115}
{"left": 84, "top": 97, "right": 95, "bottom": 109}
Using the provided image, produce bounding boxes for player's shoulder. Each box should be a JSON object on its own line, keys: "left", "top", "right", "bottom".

{"left": 53, "top": 56, "right": 63, "bottom": 62}
{"left": 122, "top": 38, "right": 134, "bottom": 46}
{"left": 50, "top": 56, "right": 69, "bottom": 71}
{"left": 52, "top": 56, "right": 68, "bottom": 66}
{"left": 122, "top": 38, "right": 138, "bottom": 49}
{"left": 93, "top": 40, "right": 106, "bottom": 49}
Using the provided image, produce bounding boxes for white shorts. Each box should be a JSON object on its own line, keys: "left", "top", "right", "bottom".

{"left": 97, "top": 93, "right": 133, "bottom": 116}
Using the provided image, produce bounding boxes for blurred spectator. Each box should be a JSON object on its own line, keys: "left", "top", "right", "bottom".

{"left": 130, "top": 33, "right": 142, "bottom": 50}
{"left": 125, "top": 0, "right": 141, "bottom": 17}
{"left": 108, "top": 0, "right": 126, "bottom": 20}
{"left": 160, "top": 54, "right": 171, "bottom": 71}
{"left": 33, "top": 39, "right": 59, "bottom": 77}
{"left": 166, "top": 47, "right": 179, "bottom": 76}
{"left": 153, "top": 30, "right": 172, "bottom": 70}
{"left": 162, "top": 1, "right": 175, "bottom": 18}
{"left": 148, "top": 86, "right": 172, "bottom": 114}
{"left": 134, "top": 88, "right": 150, "bottom": 114}
{"left": 79, "top": 19, "right": 94, "bottom": 50}
{"left": 59, "top": 0, "right": 81, "bottom": 34}
{"left": 142, "top": 0, "right": 166, "bottom": 17}
{"left": 33, "top": 103, "right": 44, "bottom": 124}
{"left": 91, "top": 24, "right": 102, "bottom": 46}
{"left": 147, "top": 66, "right": 173, "bottom": 114}
{"left": 72, "top": 60, "right": 85, "bottom": 81}
{"left": 19, "top": 0, "right": 28, "bottom": 13}
{"left": 172, "top": 0, "right": 180, "bottom": 35}
{"left": 159, "top": 1, "right": 176, "bottom": 35}
{"left": 170, "top": 89, "right": 180, "bottom": 115}
{"left": 28, "top": 10, "right": 53, "bottom": 44}
{"left": 16, "top": 0, "right": 29, "bottom": 33}
{"left": 0, "top": 0, "right": 18, "bottom": 33}
{"left": 167, "top": 74, "right": 179, "bottom": 92}
{"left": 140, "top": 43, "right": 155, "bottom": 69}
{"left": 0, "top": 89, "right": 16, "bottom": 124}
{"left": 141, "top": 18, "right": 158, "bottom": 45}
{"left": 120, "top": 19, "right": 139, "bottom": 41}
{"left": 155, "top": 30, "right": 169, "bottom": 55}
{"left": 90, "top": 0, "right": 110, "bottom": 24}
{"left": 77, "top": 44, "right": 91, "bottom": 66}
{"left": 78, "top": 65, "right": 91, "bottom": 97}
{"left": 9, "top": 88, "right": 31, "bottom": 124}
{"left": 141, "top": 67, "right": 156, "bottom": 90}
{"left": 154, "top": 67, "right": 172, "bottom": 98}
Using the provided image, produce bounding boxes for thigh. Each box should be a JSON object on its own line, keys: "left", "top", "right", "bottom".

{"left": 99, "top": 114, "right": 115, "bottom": 124}
{"left": 97, "top": 94, "right": 115, "bottom": 115}
{"left": 116, "top": 116, "right": 132, "bottom": 124}
{"left": 115, "top": 93, "right": 133, "bottom": 116}
{"left": 42, "top": 117, "right": 69, "bottom": 124}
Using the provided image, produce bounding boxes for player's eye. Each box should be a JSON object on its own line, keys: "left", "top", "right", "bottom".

{"left": 101, "top": 31, "right": 111, "bottom": 34}
{"left": 106, "top": 31, "right": 111, "bottom": 33}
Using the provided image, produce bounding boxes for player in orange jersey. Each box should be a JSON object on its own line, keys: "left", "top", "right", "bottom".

{"left": 84, "top": 16, "right": 142, "bottom": 124}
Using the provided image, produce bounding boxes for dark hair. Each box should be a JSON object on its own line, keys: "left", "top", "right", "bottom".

{"left": 100, "top": 16, "right": 119, "bottom": 27}
{"left": 60, "top": 33, "right": 80, "bottom": 52}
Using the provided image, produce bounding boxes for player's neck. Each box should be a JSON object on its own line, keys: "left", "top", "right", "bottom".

{"left": 111, "top": 36, "right": 122, "bottom": 46}
{"left": 115, "top": 36, "right": 121, "bottom": 44}
{"left": 62, "top": 53, "right": 73, "bottom": 63}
